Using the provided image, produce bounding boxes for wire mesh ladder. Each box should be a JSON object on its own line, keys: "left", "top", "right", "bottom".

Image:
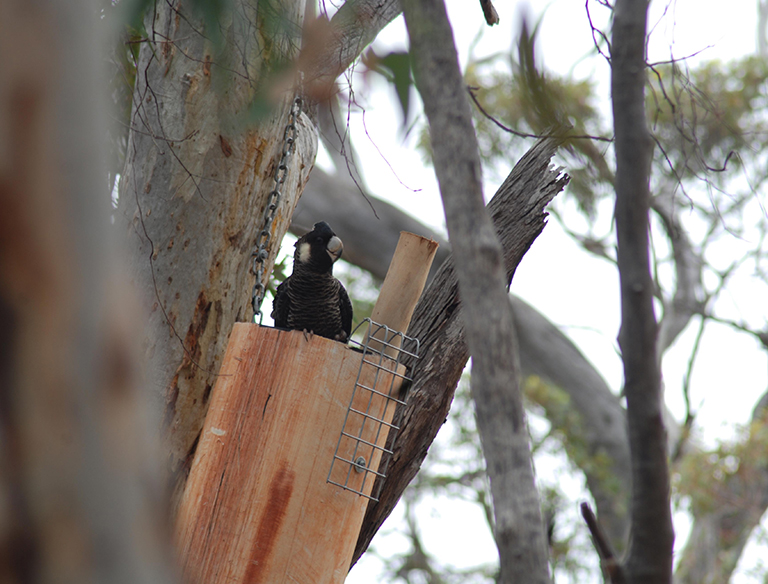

{"left": 327, "top": 318, "right": 419, "bottom": 501}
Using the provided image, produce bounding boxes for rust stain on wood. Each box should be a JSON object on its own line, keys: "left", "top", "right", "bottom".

{"left": 181, "top": 290, "right": 211, "bottom": 367}
{"left": 244, "top": 464, "right": 295, "bottom": 583}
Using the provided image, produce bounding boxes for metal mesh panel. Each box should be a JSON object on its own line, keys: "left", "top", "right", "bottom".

{"left": 327, "top": 319, "right": 419, "bottom": 501}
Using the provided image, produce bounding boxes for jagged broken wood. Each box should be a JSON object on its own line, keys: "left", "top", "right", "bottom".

{"left": 353, "top": 136, "right": 570, "bottom": 565}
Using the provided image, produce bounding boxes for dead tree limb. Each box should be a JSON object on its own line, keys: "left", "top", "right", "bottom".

{"left": 352, "top": 133, "right": 568, "bottom": 568}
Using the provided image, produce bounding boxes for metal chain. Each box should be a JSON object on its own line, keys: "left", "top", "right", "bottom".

{"left": 250, "top": 95, "right": 303, "bottom": 321}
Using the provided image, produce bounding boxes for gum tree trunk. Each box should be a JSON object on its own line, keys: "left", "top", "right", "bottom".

{"left": 0, "top": 1, "right": 175, "bottom": 582}
{"left": 117, "top": 0, "right": 317, "bottom": 499}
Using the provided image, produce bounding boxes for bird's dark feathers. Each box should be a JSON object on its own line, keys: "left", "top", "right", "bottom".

{"left": 271, "top": 221, "right": 353, "bottom": 342}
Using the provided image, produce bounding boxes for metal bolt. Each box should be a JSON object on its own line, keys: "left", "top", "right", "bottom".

{"left": 354, "top": 456, "right": 367, "bottom": 473}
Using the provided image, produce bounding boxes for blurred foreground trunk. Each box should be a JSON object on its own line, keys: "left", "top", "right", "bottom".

{"left": 0, "top": 2, "right": 175, "bottom": 583}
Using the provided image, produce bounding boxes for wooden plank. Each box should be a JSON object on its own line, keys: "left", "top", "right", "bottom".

{"left": 368, "top": 232, "right": 438, "bottom": 357}
{"left": 175, "top": 325, "right": 405, "bottom": 584}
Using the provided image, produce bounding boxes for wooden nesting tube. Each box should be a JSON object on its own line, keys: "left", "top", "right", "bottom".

{"left": 367, "top": 232, "right": 439, "bottom": 358}
{"left": 174, "top": 232, "right": 437, "bottom": 584}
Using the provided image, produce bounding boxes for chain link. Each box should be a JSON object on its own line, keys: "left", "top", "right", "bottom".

{"left": 250, "top": 95, "right": 303, "bottom": 321}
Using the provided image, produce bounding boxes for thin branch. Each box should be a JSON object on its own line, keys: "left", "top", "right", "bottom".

{"left": 468, "top": 86, "right": 614, "bottom": 143}
{"left": 581, "top": 503, "right": 626, "bottom": 584}
{"left": 699, "top": 313, "right": 768, "bottom": 349}
{"left": 585, "top": 0, "right": 612, "bottom": 64}
{"left": 478, "top": 0, "right": 499, "bottom": 25}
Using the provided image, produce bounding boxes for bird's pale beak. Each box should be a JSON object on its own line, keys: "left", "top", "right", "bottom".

{"left": 326, "top": 235, "right": 343, "bottom": 262}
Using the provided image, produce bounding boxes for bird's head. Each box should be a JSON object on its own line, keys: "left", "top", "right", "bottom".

{"left": 294, "top": 221, "right": 343, "bottom": 273}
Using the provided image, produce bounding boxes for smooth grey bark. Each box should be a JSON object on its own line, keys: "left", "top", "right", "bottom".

{"left": 612, "top": 0, "right": 674, "bottom": 581}
{"left": 117, "top": 0, "right": 317, "bottom": 501}
{"left": 402, "top": 0, "right": 551, "bottom": 581}
{"left": 0, "top": 1, "right": 175, "bottom": 583}
{"left": 303, "top": 0, "right": 403, "bottom": 99}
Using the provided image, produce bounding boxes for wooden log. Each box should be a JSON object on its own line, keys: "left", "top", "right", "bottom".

{"left": 368, "top": 232, "right": 439, "bottom": 358}
{"left": 371, "top": 232, "right": 439, "bottom": 336}
{"left": 174, "top": 233, "right": 437, "bottom": 584}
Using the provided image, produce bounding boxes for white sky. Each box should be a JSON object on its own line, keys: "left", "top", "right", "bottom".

{"left": 333, "top": 0, "right": 767, "bottom": 432}
{"left": 308, "top": 0, "right": 768, "bottom": 581}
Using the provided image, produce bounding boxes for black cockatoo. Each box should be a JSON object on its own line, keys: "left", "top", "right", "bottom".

{"left": 271, "top": 221, "right": 353, "bottom": 342}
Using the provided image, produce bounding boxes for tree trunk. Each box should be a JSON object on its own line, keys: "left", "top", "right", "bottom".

{"left": 0, "top": 1, "right": 175, "bottom": 582}
{"left": 612, "top": 0, "right": 674, "bottom": 581}
{"left": 117, "top": 0, "right": 317, "bottom": 501}
{"left": 402, "top": 1, "right": 551, "bottom": 579}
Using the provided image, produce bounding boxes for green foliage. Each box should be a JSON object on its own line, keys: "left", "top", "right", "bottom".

{"left": 110, "top": 0, "right": 154, "bottom": 35}
{"left": 266, "top": 255, "right": 289, "bottom": 296}
{"left": 675, "top": 413, "right": 768, "bottom": 518}
{"left": 464, "top": 25, "right": 768, "bottom": 224}
{"left": 648, "top": 57, "right": 768, "bottom": 181}
{"left": 363, "top": 50, "right": 415, "bottom": 127}
{"left": 462, "top": 20, "right": 613, "bottom": 218}
{"left": 187, "top": 0, "right": 228, "bottom": 50}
